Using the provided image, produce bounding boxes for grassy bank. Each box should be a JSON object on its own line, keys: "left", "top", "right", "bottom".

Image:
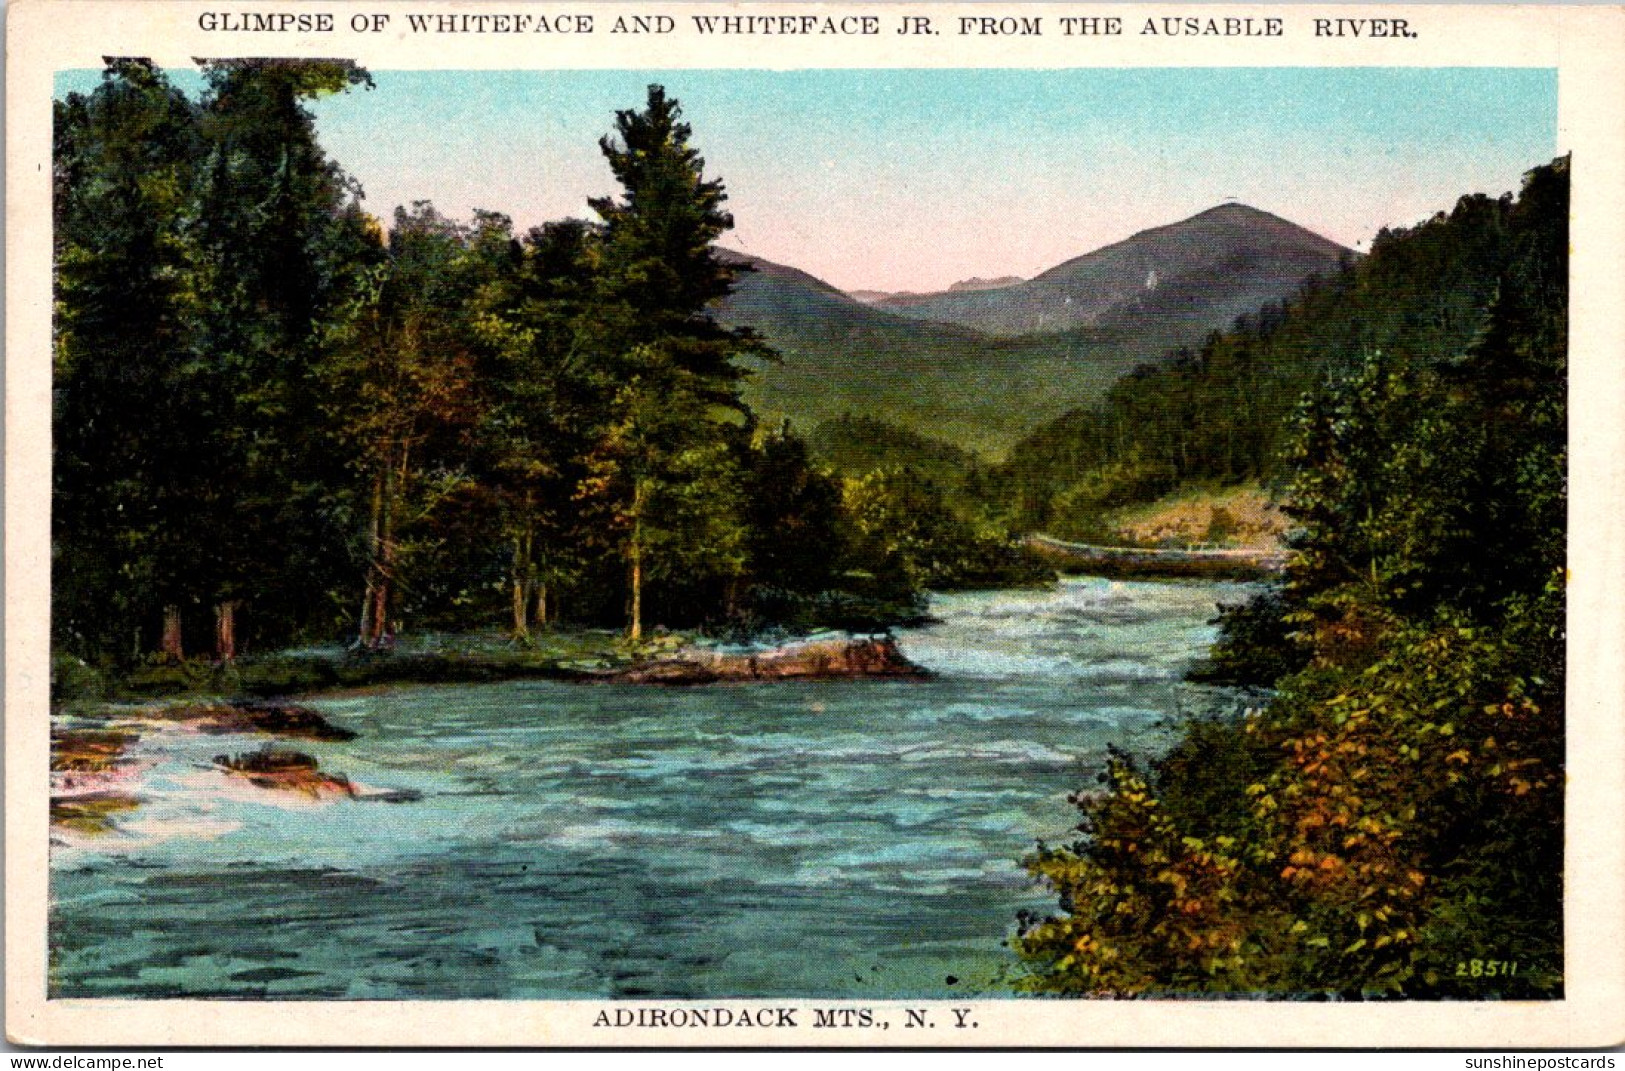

{"left": 52, "top": 629, "right": 689, "bottom": 711}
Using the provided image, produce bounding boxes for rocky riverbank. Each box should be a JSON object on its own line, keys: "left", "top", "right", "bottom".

{"left": 50, "top": 632, "right": 926, "bottom": 841}
{"left": 56, "top": 627, "right": 936, "bottom": 712}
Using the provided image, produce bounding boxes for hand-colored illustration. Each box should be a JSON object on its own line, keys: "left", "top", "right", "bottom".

{"left": 50, "top": 63, "right": 1564, "bottom": 1000}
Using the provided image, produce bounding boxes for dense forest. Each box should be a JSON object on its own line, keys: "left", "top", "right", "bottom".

{"left": 52, "top": 60, "right": 1042, "bottom": 673}
{"left": 1016, "top": 158, "right": 1568, "bottom": 997}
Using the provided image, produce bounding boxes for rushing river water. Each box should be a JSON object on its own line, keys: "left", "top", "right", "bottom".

{"left": 50, "top": 577, "right": 1248, "bottom": 1000}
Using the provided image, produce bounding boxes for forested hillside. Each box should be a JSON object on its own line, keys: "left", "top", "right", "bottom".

{"left": 997, "top": 179, "right": 1542, "bottom": 539}
{"left": 1017, "top": 158, "right": 1568, "bottom": 998}
{"left": 717, "top": 210, "right": 1351, "bottom": 456}
{"left": 718, "top": 251, "right": 1141, "bottom": 455}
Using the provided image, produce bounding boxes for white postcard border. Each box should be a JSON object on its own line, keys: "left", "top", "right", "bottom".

{"left": 7, "top": 1, "right": 1623, "bottom": 1048}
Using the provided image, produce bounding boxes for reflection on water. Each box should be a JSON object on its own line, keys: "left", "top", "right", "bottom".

{"left": 50, "top": 577, "right": 1249, "bottom": 999}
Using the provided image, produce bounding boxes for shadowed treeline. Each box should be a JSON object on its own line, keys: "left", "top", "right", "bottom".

{"left": 52, "top": 62, "right": 1047, "bottom": 681}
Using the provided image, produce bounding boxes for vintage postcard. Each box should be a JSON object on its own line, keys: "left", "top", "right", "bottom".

{"left": 7, "top": 0, "right": 1625, "bottom": 1049}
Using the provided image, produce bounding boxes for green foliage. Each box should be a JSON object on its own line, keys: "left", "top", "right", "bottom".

{"left": 1021, "top": 621, "right": 1563, "bottom": 998}
{"left": 807, "top": 414, "right": 981, "bottom": 494}
{"left": 1020, "top": 753, "right": 1284, "bottom": 995}
{"left": 1043, "top": 454, "right": 1181, "bottom": 542}
{"left": 995, "top": 309, "right": 1314, "bottom": 534}
{"left": 53, "top": 59, "right": 374, "bottom": 663}
{"left": 742, "top": 425, "right": 848, "bottom": 594}
{"left": 465, "top": 215, "right": 598, "bottom": 637}
{"left": 50, "top": 652, "right": 112, "bottom": 710}
{"left": 570, "top": 87, "right": 770, "bottom": 637}
{"left": 737, "top": 314, "right": 1148, "bottom": 458}
{"left": 840, "top": 468, "right": 1051, "bottom": 591}
{"left": 1190, "top": 586, "right": 1309, "bottom": 688}
{"left": 186, "top": 59, "right": 377, "bottom": 628}
{"left": 1019, "top": 159, "right": 1568, "bottom": 999}
{"left": 53, "top": 61, "right": 203, "bottom": 662}
{"left": 56, "top": 70, "right": 1037, "bottom": 670}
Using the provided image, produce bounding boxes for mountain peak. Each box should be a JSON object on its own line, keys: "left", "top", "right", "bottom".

{"left": 1111, "top": 201, "right": 1344, "bottom": 253}
{"left": 1191, "top": 200, "right": 1272, "bottom": 219}
{"left": 947, "top": 275, "right": 1024, "bottom": 293}
{"left": 868, "top": 205, "right": 1352, "bottom": 338}
{"left": 716, "top": 202, "right": 1359, "bottom": 453}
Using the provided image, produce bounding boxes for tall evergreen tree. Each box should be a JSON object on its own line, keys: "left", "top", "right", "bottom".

{"left": 186, "top": 59, "right": 375, "bottom": 657}
{"left": 578, "top": 86, "right": 767, "bottom": 637}
{"left": 53, "top": 60, "right": 202, "bottom": 663}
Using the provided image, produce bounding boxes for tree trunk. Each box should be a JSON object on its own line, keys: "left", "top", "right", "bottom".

{"left": 512, "top": 577, "right": 529, "bottom": 639}
{"left": 535, "top": 582, "right": 549, "bottom": 631}
{"left": 358, "top": 468, "right": 384, "bottom": 648}
{"left": 510, "top": 526, "right": 532, "bottom": 640}
{"left": 366, "top": 461, "right": 397, "bottom": 648}
{"left": 160, "top": 605, "right": 184, "bottom": 661}
{"left": 629, "top": 552, "right": 643, "bottom": 642}
{"left": 214, "top": 601, "right": 238, "bottom": 662}
{"left": 628, "top": 480, "right": 647, "bottom": 641}
{"left": 368, "top": 558, "right": 391, "bottom": 647}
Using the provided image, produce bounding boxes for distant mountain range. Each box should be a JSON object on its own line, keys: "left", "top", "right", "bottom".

{"left": 849, "top": 275, "right": 1025, "bottom": 305}
{"left": 717, "top": 204, "right": 1352, "bottom": 455}
{"left": 868, "top": 204, "right": 1351, "bottom": 336}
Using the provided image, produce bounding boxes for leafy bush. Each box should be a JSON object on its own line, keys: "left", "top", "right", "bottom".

{"left": 1019, "top": 621, "right": 1562, "bottom": 998}
{"left": 1188, "top": 585, "right": 1309, "bottom": 687}
{"left": 50, "top": 652, "right": 110, "bottom": 710}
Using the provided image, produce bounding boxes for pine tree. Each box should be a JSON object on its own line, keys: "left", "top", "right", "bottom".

{"left": 53, "top": 60, "right": 202, "bottom": 663}
{"left": 578, "top": 86, "right": 767, "bottom": 637}
{"left": 186, "top": 59, "right": 375, "bottom": 657}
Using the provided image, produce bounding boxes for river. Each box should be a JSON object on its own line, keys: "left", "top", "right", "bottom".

{"left": 49, "top": 577, "right": 1249, "bottom": 999}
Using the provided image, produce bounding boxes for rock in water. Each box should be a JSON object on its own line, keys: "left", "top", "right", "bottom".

{"left": 136, "top": 699, "right": 358, "bottom": 740}
{"left": 231, "top": 699, "right": 360, "bottom": 740}
{"left": 606, "top": 636, "right": 928, "bottom": 685}
{"left": 214, "top": 748, "right": 357, "bottom": 800}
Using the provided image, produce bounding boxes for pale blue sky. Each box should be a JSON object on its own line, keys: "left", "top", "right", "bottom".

{"left": 56, "top": 67, "right": 1557, "bottom": 291}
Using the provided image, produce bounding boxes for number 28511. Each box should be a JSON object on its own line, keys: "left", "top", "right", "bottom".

{"left": 1456, "top": 959, "right": 1519, "bottom": 978}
